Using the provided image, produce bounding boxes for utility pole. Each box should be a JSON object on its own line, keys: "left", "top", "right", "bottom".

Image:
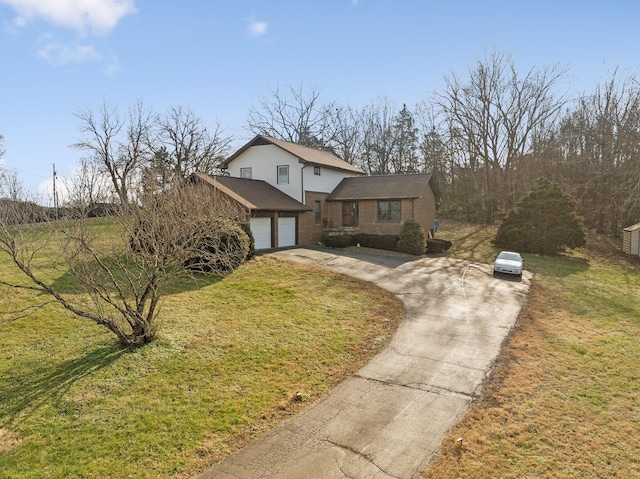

{"left": 53, "top": 163, "right": 58, "bottom": 219}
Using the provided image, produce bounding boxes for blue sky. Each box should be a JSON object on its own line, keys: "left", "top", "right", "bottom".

{"left": 1, "top": 0, "right": 638, "bottom": 203}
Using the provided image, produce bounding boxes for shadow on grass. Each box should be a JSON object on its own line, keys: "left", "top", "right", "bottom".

{"left": 0, "top": 344, "right": 127, "bottom": 426}
{"left": 524, "top": 253, "right": 590, "bottom": 278}
{"left": 447, "top": 226, "right": 497, "bottom": 261}
{"left": 49, "top": 262, "right": 224, "bottom": 297}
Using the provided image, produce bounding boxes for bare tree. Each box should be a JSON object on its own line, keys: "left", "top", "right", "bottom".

{"left": 149, "top": 106, "right": 231, "bottom": 187}
{"left": 64, "top": 156, "right": 114, "bottom": 212}
{"left": 328, "top": 105, "right": 366, "bottom": 167}
{"left": 360, "top": 98, "right": 398, "bottom": 175}
{"left": 544, "top": 71, "right": 640, "bottom": 234}
{"left": 437, "top": 50, "right": 568, "bottom": 222}
{"left": 247, "top": 83, "right": 336, "bottom": 147}
{"left": 0, "top": 174, "right": 250, "bottom": 347}
{"left": 73, "top": 100, "right": 153, "bottom": 208}
{"left": 414, "top": 102, "right": 453, "bottom": 209}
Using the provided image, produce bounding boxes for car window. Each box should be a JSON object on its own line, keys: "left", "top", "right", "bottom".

{"left": 498, "top": 252, "right": 521, "bottom": 261}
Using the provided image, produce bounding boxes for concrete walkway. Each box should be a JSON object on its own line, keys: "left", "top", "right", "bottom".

{"left": 197, "top": 248, "right": 531, "bottom": 479}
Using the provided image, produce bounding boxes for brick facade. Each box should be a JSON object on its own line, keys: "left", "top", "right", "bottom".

{"left": 298, "top": 191, "right": 329, "bottom": 245}
{"left": 324, "top": 190, "right": 436, "bottom": 239}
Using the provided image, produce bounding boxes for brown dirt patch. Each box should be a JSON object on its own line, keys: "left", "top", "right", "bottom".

{"left": 0, "top": 427, "right": 21, "bottom": 453}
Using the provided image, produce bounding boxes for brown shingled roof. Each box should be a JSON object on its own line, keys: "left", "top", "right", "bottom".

{"left": 221, "top": 134, "right": 364, "bottom": 174}
{"left": 326, "top": 173, "right": 434, "bottom": 201}
{"left": 193, "top": 173, "right": 311, "bottom": 212}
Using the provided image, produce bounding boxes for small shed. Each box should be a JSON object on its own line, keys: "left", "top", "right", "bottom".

{"left": 622, "top": 223, "right": 640, "bottom": 256}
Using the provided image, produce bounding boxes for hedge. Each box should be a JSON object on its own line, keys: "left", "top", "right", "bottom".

{"left": 357, "top": 234, "right": 399, "bottom": 251}
{"left": 426, "top": 238, "right": 452, "bottom": 254}
{"left": 322, "top": 234, "right": 358, "bottom": 248}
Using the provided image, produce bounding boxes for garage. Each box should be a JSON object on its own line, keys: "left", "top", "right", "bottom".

{"left": 277, "top": 217, "right": 296, "bottom": 247}
{"left": 250, "top": 217, "right": 272, "bottom": 249}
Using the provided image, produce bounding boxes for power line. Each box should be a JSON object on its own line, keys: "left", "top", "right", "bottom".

{"left": 0, "top": 162, "right": 51, "bottom": 179}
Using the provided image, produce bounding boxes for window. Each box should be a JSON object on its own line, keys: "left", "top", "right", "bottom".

{"left": 314, "top": 200, "right": 322, "bottom": 223}
{"left": 240, "top": 167, "right": 252, "bottom": 179}
{"left": 378, "top": 200, "right": 401, "bottom": 221}
{"left": 277, "top": 165, "right": 289, "bottom": 184}
{"left": 314, "top": 166, "right": 321, "bottom": 176}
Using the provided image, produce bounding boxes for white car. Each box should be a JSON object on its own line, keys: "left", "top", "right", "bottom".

{"left": 493, "top": 251, "right": 523, "bottom": 276}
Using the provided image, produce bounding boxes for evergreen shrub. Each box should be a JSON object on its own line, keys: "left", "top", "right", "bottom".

{"left": 396, "top": 219, "right": 427, "bottom": 255}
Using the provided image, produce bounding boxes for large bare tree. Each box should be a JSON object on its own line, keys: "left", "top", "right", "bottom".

{"left": 149, "top": 106, "right": 231, "bottom": 187}
{"left": 247, "top": 83, "right": 336, "bottom": 147}
{"left": 328, "top": 105, "right": 366, "bottom": 167}
{"left": 543, "top": 71, "right": 640, "bottom": 233}
{"left": 72, "top": 101, "right": 152, "bottom": 209}
{"left": 437, "top": 50, "right": 568, "bottom": 222}
{"left": 359, "top": 98, "right": 398, "bottom": 175}
{"left": 0, "top": 173, "right": 249, "bottom": 347}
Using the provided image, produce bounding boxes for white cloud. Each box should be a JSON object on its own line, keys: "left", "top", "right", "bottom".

{"left": 247, "top": 19, "right": 268, "bottom": 38}
{"left": 0, "top": 0, "right": 136, "bottom": 35}
{"left": 37, "top": 36, "right": 100, "bottom": 65}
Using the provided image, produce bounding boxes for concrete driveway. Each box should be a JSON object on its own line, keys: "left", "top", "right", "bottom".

{"left": 197, "top": 248, "right": 531, "bottom": 479}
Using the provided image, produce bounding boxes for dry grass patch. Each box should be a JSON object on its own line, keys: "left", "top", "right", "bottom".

{"left": 0, "top": 428, "right": 21, "bottom": 453}
{"left": 421, "top": 224, "right": 640, "bottom": 478}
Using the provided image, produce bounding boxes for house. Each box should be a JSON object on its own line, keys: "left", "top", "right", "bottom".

{"left": 195, "top": 134, "right": 438, "bottom": 249}
{"left": 192, "top": 174, "right": 311, "bottom": 249}
{"left": 325, "top": 173, "right": 438, "bottom": 237}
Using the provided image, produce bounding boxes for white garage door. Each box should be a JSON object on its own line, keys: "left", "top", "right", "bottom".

{"left": 277, "top": 217, "right": 296, "bottom": 247}
{"left": 250, "top": 217, "right": 272, "bottom": 249}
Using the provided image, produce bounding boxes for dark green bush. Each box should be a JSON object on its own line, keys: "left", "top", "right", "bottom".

{"left": 357, "top": 234, "right": 399, "bottom": 251}
{"left": 240, "top": 222, "right": 255, "bottom": 260}
{"left": 323, "top": 234, "right": 358, "bottom": 248}
{"left": 183, "top": 220, "right": 250, "bottom": 272}
{"left": 494, "top": 178, "right": 586, "bottom": 255}
{"left": 396, "top": 219, "right": 426, "bottom": 256}
{"left": 426, "top": 238, "right": 452, "bottom": 254}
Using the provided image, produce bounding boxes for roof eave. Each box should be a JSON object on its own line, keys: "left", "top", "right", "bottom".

{"left": 192, "top": 173, "right": 258, "bottom": 209}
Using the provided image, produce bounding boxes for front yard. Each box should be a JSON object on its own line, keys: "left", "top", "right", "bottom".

{"left": 0, "top": 245, "right": 402, "bottom": 478}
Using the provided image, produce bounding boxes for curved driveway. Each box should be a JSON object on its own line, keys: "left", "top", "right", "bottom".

{"left": 197, "top": 248, "right": 531, "bottom": 479}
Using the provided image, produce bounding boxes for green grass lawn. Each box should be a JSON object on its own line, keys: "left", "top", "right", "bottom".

{"left": 0, "top": 220, "right": 403, "bottom": 478}
{"left": 4, "top": 218, "right": 639, "bottom": 478}
{"left": 422, "top": 220, "right": 640, "bottom": 478}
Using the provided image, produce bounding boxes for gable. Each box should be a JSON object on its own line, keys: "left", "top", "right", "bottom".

{"left": 222, "top": 134, "right": 364, "bottom": 175}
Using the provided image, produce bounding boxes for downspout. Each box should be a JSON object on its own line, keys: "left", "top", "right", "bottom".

{"left": 300, "top": 161, "right": 309, "bottom": 205}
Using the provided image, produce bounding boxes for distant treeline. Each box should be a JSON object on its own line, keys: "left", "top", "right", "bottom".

{"left": 24, "top": 50, "right": 639, "bottom": 236}
{"left": 241, "top": 53, "right": 640, "bottom": 235}
{"left": 0, "top": 198, "right": 116, "bottom": 224}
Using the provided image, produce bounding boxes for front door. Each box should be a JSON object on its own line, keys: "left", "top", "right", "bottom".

{"left": 342, "top": 201, "right": 358, "bottom": 227}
